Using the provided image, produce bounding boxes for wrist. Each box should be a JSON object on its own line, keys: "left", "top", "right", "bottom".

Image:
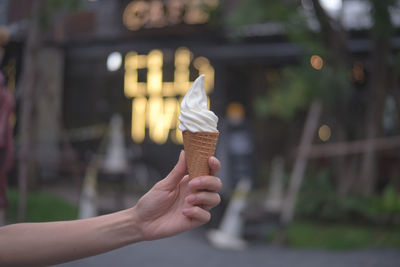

{"left": 122, "top": 207, "right": 144, "bottom": 244}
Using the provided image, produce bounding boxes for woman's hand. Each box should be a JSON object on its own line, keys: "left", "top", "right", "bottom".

{"left": 132, "top": 151, "right": 222, "bottom": 241}
{"left": 0, "top": 151, "right": 221, "bottom": 266}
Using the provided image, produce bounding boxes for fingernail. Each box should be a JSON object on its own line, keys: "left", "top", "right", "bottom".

{"left": 182, "top": 208, "right": 190, "bottom": 215}
{"left": 189, "top": 179, "right": 200, "bottom": 187}
{"left": 186, "top": 194, "right": 196, "bottom": 203}
{"left": 211, "top": 156, "right": 218, "bottom": 164}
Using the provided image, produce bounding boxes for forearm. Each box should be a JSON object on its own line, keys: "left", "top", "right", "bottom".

{"left": 0, "top": 208, "right": 142, "bottom": 266}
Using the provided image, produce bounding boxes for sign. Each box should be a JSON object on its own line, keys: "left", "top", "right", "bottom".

{"left": 123, "top": 0, "right": 219, "bottom": 31}
{"left": 124, "top": 47, "right": 215, "bottom": 144}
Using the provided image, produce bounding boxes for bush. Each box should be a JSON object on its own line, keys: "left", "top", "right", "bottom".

{"left": 296, "top": 172, "right": 400, "bottom": 225}
{"left": 282, "top": 221, "right": 400, "bottom": 249}
{"left": 6, "top": 188, "right": 78, "bottom": 223}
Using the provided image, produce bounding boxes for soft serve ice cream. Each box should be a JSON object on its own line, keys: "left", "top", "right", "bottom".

{"left": 178, "top": 75, "right": 218, "bottom": 133}
{"left": 179, "top": 75, "right": 219, "bottom": 179}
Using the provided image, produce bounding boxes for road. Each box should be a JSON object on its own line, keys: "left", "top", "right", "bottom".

{"left": 57, "top": 229, "right": 400, "bottom": 267}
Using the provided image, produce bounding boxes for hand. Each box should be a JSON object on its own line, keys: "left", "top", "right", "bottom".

{"left": 132, "top": 151, "right": 222, "bottom": 241}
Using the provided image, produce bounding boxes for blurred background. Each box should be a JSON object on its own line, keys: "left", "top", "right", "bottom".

{"left": 0, "top": 0, "right": 400, "bottom": 266}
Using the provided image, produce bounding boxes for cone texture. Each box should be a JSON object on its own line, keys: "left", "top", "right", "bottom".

{"left": 183, "top": 131, "right": 219, "bottom": 179}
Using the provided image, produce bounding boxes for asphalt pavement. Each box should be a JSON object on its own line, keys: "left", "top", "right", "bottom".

{"left": 56, "top": 228, "right": 400, "bottom": 267}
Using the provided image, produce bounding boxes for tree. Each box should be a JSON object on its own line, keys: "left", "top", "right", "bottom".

{"left": 228, "top": 0, "right": 399, "bottom": 196}
{"left": 17, "top": 0, "right": 42, "bottom": 221}
{"left": 16, "top": 0, "right": 80, "bottom": 221}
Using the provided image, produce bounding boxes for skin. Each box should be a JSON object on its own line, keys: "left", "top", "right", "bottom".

{"left": 0, "top": 151, "right": 222, "bottom": 266}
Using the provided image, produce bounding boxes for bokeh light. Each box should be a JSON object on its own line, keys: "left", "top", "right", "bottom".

{"left": 107, "top": 52, "right": 122, "bottom": 72}
{"left": 310, "top": 55, "right": 323, "bottom": 70}
{"left": 318, "top": 124, "right": 331, "bottom": 142}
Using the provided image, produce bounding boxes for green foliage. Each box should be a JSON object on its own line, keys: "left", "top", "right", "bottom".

{"left": 228, "top": 0, "right": 398, "bottom": 120}
{"left": 282, "top": 221, "right": 400, "bottom": 249}
{"left": 382, "top": 185, "right": 400, "bottom": 213}
{"left": 370, "top": 0, "right": 396, "bottom": 37}
{"left": 6, "top": 188, "right": 78, "bottom": 223}
{"left": 297, "top": 173, "right": 400, "bottom": 225}
{"left": 255, "top": 59, "right": 350, "bottom": 120}
{"left": 228, "top": 0, "right": 316, "bottom": 49}
{"left": 228, "top": 0, "right": 352, "bottom": 120}
{"left": 38, "top": 0, "right": 82, "bottom": 30}
{"left": 227, "top": 0, "right": 298, "bottom": 27}
{"left": 296, "top": 170, "right": 337, "bottom": 218}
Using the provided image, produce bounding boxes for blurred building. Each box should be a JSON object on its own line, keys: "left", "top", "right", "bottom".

{"left": 1, "top": 0, "right": 399, "bottom": 190}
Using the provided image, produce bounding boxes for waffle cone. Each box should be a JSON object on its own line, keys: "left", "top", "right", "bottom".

{"left": 182, "top": 131, "right": 219, "bottom": 179}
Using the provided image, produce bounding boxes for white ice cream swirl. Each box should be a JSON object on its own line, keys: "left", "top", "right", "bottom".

{"left": 178, "top": 75, "right": 218, "bottom": 132}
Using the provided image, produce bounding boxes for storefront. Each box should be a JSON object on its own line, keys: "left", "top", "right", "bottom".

{"left": 62, "top": 0, "right": 297, "bottom": 183}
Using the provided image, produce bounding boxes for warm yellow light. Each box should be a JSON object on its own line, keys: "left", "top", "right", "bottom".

{"left": 124, "top": 74, "right": 138, "bottom": 97}
{"left": 123, "top": 0, "right": 219, "bottom": 31}
{"left": 147, "top": 97, "right": 162, "bottom": 128}
{"left": 167, "top": 0, "right": 184, "bottom": 24}
{"left": 173, "top": 97, "right": 184, "bottom": 144}
{"left": 163, "top": 82, "right": 175, "bottom": 96}
{"left": 226, "top": 102, "right": 245, "bottom": 121}
{"left": 148, "top": 49, "right": 163, "bottom": 66}
{"left": 124, "top": 47, "right": 214, "bottom": 144}
{"left": 123, "top": 1, "right": 150, "bottom": 31}
{"left": 318, "top": 124, "right": 331, "bottom": 142}
{"left": 174, "top": 72, "right": 190, "bottom": 95}
{"left": 137, "top": 55, "right": 148, "bottom": 68}
{"left": 184, "top": 1, "right": 209, "bottom": 24}
{"left": 194, "top": 56, "right": 214, "bottom": 93}
{"left": 132, "top": 97, "right": 147, "bottom": 143}
{"left": 147, "top": 97, "right": 178, "bottom": 144}
{"left": 165, "top": 98, "right": 178, "bottom": 129}
{"left": 310, "top": 55, "right": 323, "bottom": 70}
{"left": 174, "top": 130, "right": 183, "bottom": 144}
{"left": 124, "top": 52, "right": 138, "bottom": 97}
{"left": 124, "top": 52, "right": 149, "bottom": 97}
{"left": 174, "top": 47, "right": 192, "bottom": 95}
{"left": 125, "top": 52, "right": 138, "bottom": 69}
{"left": 147, "top": 50, "right": 163, "bottom": 96}
{"left": 148, "top": 97, "right": 165, "bottom": 144}
{"left": 175, "top": 47, "right": 191, "bottom": 66}
{"left": 148, "top": 0, "right": 168, "bottom": 28}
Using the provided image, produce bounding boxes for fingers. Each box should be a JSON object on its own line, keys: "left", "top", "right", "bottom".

{"left": 158, "top": 151, "right": 187, "bottom": 191}
{"left": 182, "top": 206, "right": 211, "bottom": 225}
{"left": 186, "top": 191, "right": 221, "bottom": 210}
{"left": 208, "top": 156, "right": 221, "bottom": 176}
{"left": 189, "top": 176, "right": 222, "bottom": 192}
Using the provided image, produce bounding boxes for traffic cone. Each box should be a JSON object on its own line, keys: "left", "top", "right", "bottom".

{"left": 78, "top": 163, "right": 98, "bottom": 219}
{"left": 264, "top": 157, "right": 284, "bottom": 213}
{"left": 103, "top": 114, "right": 128, "bottom": 174}
{"left": 207, "top": 177, "right": 251, "bottom": 250}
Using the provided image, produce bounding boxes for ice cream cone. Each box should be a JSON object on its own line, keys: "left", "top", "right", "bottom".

{"left": 183, "top": 130, "right": 219, "bottom": 179}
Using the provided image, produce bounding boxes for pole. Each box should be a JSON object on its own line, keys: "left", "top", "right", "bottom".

{"left": 280, "top": 101, "right": 322, "bottom": 225}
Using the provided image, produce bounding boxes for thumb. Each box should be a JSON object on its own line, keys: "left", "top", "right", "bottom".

{"left": 160, "top": 150, "right": 187, "bottom": 190}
